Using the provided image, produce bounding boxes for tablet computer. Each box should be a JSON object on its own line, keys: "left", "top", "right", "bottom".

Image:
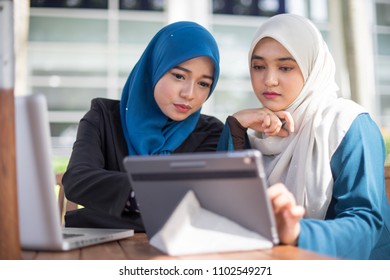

{"left": 123, "top": 149, "right": 279, "bottom": 245}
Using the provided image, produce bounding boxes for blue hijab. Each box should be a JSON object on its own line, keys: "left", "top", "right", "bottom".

{"left": 120, "top": 21, "right": 220, "bottom": 155}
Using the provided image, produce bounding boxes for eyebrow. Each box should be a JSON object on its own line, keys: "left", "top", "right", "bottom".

{"left": 251, "top": 55, "right": 297, "bottom": 63}
{"left": 173, "top": 65, "right": 214, "bottom": 80}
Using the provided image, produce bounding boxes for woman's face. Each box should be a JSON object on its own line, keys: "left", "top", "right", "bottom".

{"left": 154, "top": 56, "right": 214, "bottom": 121}
{"left": 250, "top": 37, "right": 304, "bottom": 111}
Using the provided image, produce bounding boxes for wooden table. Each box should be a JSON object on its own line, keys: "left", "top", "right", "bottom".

{"left": 21, "top": 233, "right": 332, "bottom": 260}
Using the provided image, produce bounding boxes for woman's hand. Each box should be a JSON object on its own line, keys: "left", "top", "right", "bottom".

{"left": 233, "top": 108, "right": 294, "bottom": 137}
{"left": 267, "top": 183, "right": 305, "bottom": 246}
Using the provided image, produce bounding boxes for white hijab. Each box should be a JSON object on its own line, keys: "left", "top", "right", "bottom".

{"left": 248, "top": 14, "right": 366, "bottom": 219}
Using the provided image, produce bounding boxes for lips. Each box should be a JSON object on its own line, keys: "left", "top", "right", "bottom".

{"left": 174, "top": 103, "right": 192, "bottom": 113}
{"left": 263, "top": 91, "right": 281, "bottom": 99}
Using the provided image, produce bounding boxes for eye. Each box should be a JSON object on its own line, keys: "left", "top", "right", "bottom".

{"left": 279, "top": 66, "right": 293, "bottom": 72}
{"left": 252, "top": 65, "right": 265, "bottom": 71}
{"left": 172, "top": 73, "right": 185, "bottom": 80}
{"left": 198, "top": 81, "right": 211, "bottom": 88}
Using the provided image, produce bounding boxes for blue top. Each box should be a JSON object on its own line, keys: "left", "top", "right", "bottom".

{"left": 299, "top": 114, "right": 390, "bottom": 259}
{"left": 218, "top": 113, "right": 390, "bottom": 259}
{"left": 120, "top": 21, "right": 220, "bottom": 155}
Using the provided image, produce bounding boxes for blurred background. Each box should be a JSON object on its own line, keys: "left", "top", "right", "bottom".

{"left": 8, "top": 0, "right": 390, "bottom": 169}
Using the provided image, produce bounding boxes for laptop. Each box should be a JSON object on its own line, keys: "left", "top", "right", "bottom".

{"left": 15, "top": 94, "right": 134, "bottom": 251}
{"left": 123, "top": 149, "right": 279, "bottom": 246}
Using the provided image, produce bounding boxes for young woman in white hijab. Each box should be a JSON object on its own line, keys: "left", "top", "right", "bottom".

{"left": 218, "top": 13, "right": 390, "bottom": 259}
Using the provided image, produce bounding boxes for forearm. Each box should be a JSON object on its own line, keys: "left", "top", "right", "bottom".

{"left": 63, "top": 166, "right": 131, "bottom": 217}
{"left": 299, "top": 216, "right": 377, "bottom": 259}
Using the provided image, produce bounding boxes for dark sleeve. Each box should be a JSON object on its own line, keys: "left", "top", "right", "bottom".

{"left": 227, "top": 115, "right": 248, "bottom": 150}
{"left": 217, "top": 115, "right": 250, "bottom": 151}
{"left": 62, "top": 98, "right": 131, "bottom": 218}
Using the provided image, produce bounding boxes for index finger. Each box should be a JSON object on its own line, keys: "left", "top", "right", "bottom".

{"left": 274, "top": 111, "right": 294, "bottom": 133}
{"left": 267, "top": 183, "right": 288, "bottom": 200}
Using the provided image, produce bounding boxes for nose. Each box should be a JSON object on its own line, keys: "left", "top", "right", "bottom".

{"left": 180, "top": 81, "right": 195, "bottom": 99}
{"left": 264, "top": 70, "right": 278, "bottom": 87}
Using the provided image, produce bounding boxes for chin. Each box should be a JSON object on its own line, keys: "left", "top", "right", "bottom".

{"left": 261, "top": 102, "right": 283, "bottom": 112}
{"left": 168, "top": 115, "right": 188, "bottom": 122}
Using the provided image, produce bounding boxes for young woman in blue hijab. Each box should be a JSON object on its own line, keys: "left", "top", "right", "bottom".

{"left": 62, "top": 21, "right": 222, "bottom": 231}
